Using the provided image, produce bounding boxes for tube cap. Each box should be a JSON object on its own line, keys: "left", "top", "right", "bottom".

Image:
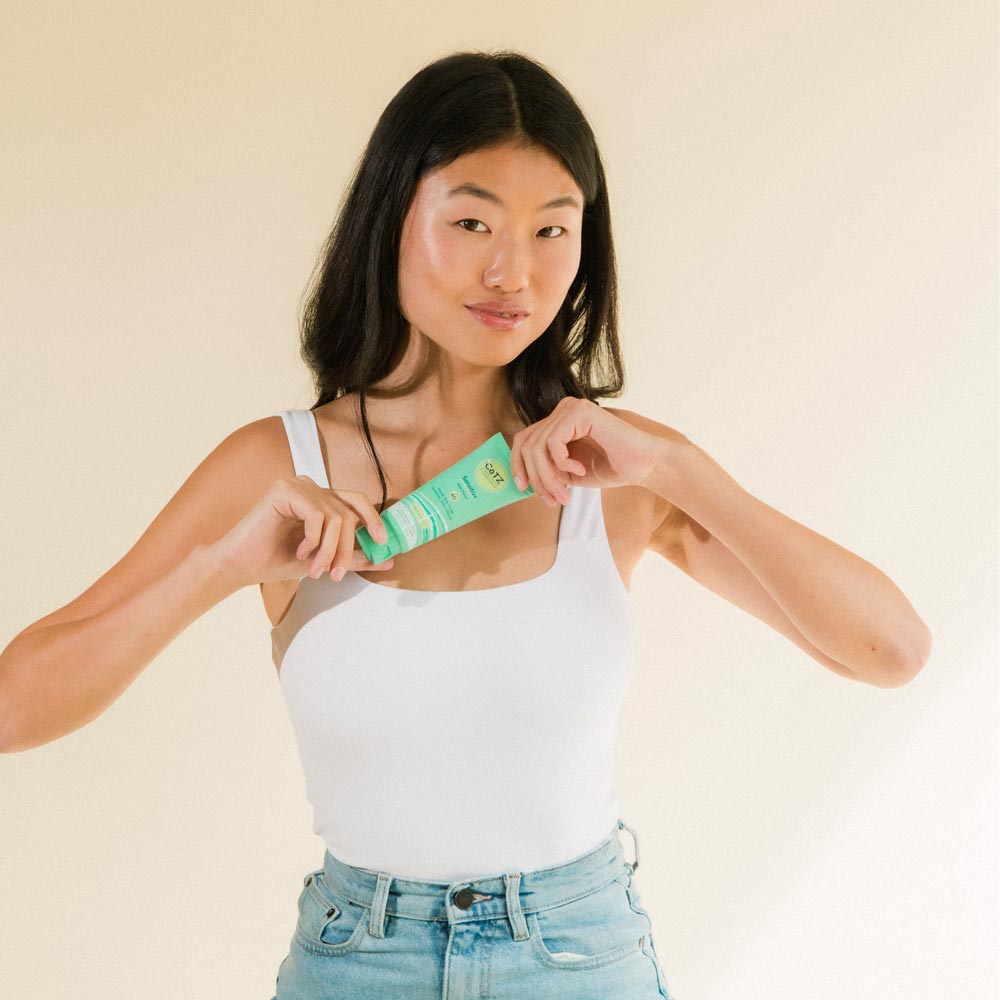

{"left": 356, "top": 524, "right": 402, "bottom": 565}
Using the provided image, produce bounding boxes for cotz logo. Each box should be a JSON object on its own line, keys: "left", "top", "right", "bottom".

{"left": 475, "top": 458, "right": 507, "bottom": 493}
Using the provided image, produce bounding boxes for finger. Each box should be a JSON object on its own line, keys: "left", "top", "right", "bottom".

{"left": 549, "top": 436, "right": 587, "bottom": 477}
{"left": 308, "top": 509, "right": 344, "bottom": 578}
{"left": 332, "top": 489, "right": 389, "bottom": 544}
{"left": 521, "top": 446, "right": 560, "bottom": 507}
{"left": 296, "top": 506, "right": 325, "bottom": 563}
{"left": 519, "top": 444, "right": 546, "bottom": 504}
{"left": 544, "top": 439, "right": 575, "bottom": 501}
{"left": 358, "top": 554, "right": 395, "bottom": 571}
{"left": 327, "top": 511, "right": 356, "bottom": 581}
{"left": 510, "top": 435, "right": 529, "bottom": 492}
{"left": 527, "top": 436, "right": 569, "bottom": 505}
{"left": 369, "top": 513, "right": 389, "bottom": 544}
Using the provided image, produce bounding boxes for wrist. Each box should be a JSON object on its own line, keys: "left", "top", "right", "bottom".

{"left": 192, "top": 541, "right": 251, "bottom": 595}
{"left": 636, "top": 432, "right": 691, "bottom": 500}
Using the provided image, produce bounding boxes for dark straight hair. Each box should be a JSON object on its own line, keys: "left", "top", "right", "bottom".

{"left": 298, "top": 49, "right": 625, "bottom": 512}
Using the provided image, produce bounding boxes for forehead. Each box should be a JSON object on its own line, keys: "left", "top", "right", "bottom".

{"left": 417, "top": 144, "right": 582, "bottom": 205}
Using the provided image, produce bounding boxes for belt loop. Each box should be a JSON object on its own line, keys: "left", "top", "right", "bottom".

{"left": 369, "top": 873, "right": 392, "bottom": 937}
{"left": 504, "top": 872, "right": 529, "bottom": 941}
{"left": 618, "top": 818, "right": 640, "bottom": 874}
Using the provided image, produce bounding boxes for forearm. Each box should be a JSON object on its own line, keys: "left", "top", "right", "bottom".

{"left": 0, "top": 543, "right": 245, "bottom": 753}
{"left": 646, "top": 437, "right": 933, "bottom": 682}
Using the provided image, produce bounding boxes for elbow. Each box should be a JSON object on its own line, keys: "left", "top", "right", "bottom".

{"left": 851, "top": 624, "right": 933, "bottom": 689}
{"left": 0, "top": 679, "right": 25, "bottom": 753}
{"left": 0, "top": 684, "right": 9, "bottom": 752}
{"left": 899, "top": 621, "right": 934, "bottom": 685}
{"left": 871, "top": 666, "right": 920, "bottom": 689}
{"left": 881, "top": 624, "right": 934, "bottom": 689}
{"left": 0, "top": 697, "right": 19, "bottom": 753}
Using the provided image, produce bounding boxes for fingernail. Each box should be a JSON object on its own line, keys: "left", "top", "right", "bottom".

{"left": 514, "top": 474, "right": 526, "bottom": 490}
{"left": 331, "top": 567, "right": 346, "bottom": 581}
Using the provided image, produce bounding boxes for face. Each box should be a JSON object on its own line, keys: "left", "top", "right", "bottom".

{"left": 396, "top": 142, "right": 585, "bottom": 369}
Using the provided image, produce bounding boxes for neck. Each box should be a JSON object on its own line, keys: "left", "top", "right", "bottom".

{"left": 363, "top": 331, "right": 523, "bottom": 439}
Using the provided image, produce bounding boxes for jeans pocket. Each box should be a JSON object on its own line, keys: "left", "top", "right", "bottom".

{"left": 528, "top": 875, "right": 647, "bottom": 971}
{"left": 293, "top": 869, "right": 371, "bottom": 957}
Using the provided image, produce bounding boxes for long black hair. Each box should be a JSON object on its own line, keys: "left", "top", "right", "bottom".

{"left": 298, "top": 49, "right": 625, "bottom": 512}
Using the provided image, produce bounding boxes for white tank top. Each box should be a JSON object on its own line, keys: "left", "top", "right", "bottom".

{"left": 270, "top": 408, "right": 635, "bottom": 881}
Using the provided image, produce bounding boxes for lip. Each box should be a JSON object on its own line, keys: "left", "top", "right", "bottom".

{"left": 466, "top": 305, "right": 528, "bottom": 331}
{"left": 466, "top": 301, "right": 530, "bottom": 317}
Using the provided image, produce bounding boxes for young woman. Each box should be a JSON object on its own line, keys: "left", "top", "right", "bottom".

{"left": 1, "top": 50, "right": 932, "bottom": 1000}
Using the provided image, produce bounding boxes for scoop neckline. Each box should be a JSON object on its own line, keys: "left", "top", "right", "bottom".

{"left": 269, "top": 405, "right": 578, "bottom": 633}
{"left": 300, "top": 404, "right": 574, "bottom": 598}
{"left": 270, "top": 490, "right": 572, "bottom": 636}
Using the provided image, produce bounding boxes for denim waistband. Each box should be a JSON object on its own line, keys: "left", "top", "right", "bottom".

{"left": 315, "top": 818, "right": 641, "bottom": 938}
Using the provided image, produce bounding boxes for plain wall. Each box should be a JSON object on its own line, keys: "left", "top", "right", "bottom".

{"left": 1, "top": 3, "right": 996, "bottom": 999}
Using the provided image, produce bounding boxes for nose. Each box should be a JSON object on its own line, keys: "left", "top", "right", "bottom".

{"left": 483, "top": 235, "right": 529, "bottom": 292}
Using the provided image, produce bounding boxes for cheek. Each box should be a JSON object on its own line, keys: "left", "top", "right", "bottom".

{"left": 553, "top": 240, "right": 582, "bottom": 288}
{"left": 400, "top": 246, "right": 469, "bottom": 323}
{"left": 528, "top": 228, "right": 581, "bottom": 289}
{"left": 429, "top": 244, "right": 467, "bottom": 286}
{"left": 403, "top": 222, "right": 466, "bottom": 282}
{"left": 399, "top": 227, "right": 458, "bottom": 314}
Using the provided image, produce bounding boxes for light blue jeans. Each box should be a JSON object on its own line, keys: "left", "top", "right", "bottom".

{"left": 270, "top": 818, "right": 678, "bottom": 999}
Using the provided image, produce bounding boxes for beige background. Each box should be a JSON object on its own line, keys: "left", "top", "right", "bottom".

{"left": 1, "top": 3, "right": 996, "bottom": 999}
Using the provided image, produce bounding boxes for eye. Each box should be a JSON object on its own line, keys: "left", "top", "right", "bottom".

{"left": 456, "top": 219, "right": 567, "bottom": 238}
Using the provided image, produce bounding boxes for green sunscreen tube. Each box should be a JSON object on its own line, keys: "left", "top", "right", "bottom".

{"left": 356, "top": 431, "right": 536, "bottom": 564}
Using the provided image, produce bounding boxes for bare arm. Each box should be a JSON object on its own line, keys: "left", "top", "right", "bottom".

{"left": 0, "top": 543, "right": 242, "bottom": 753}
{"left": 0, "top": 417, "right": 289, "bottom": 753}
{"left": 0, "top": 413, "right": 395, "bottom": 753}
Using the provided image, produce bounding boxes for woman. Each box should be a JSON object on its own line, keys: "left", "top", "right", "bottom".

{"left": 0, "top": 50, "right": 932, "bottom": 1000}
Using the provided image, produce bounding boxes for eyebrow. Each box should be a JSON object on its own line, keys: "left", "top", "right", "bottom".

{"left": 446, "top": 182, "right": 581, "bottom": 211}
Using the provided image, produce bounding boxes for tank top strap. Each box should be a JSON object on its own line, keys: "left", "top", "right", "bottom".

{"left": 563, "top": 483, "right": 612, "bottom": 543}
{"left": 273, "top": 409, "right": 331, "bottom": 488}
{"left": 270, "top": 412, "right": 617, "bottom": 576}
{"left": 557, "top": 484, "right": 628, "bottom": 601}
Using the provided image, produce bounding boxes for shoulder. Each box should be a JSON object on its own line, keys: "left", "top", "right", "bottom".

{"left": 231, "top": 413, "right": 297, "bottom": 474}
{"left": 181, "top": 414, "right": 297, "bottom": 515}
{"left": 196, "top": 413, "right": 306, "bottom": 493}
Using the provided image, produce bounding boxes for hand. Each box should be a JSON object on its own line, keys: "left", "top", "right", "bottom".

{"left": 508, "top": 398, "right": 670, "bottom": 505}
{"left": 210, "top": 476, "right": 396, "bottom": 588}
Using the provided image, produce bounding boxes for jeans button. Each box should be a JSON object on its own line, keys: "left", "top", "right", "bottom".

{"left": 453, "top": 887, "right": 493, "bottom": 909}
